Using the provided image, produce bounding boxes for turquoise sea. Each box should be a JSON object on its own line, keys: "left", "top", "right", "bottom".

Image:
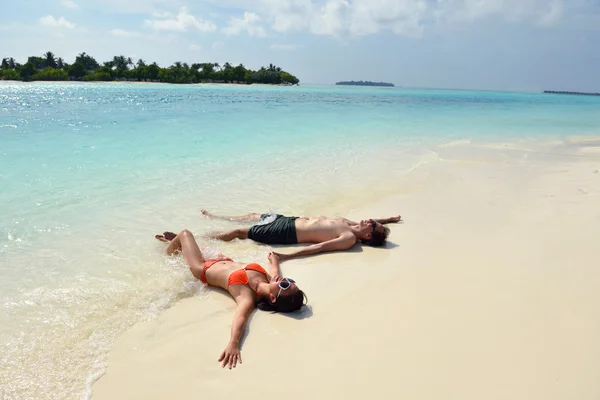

{"left": 1, "top": 81, "right": 600, "bottom": 399}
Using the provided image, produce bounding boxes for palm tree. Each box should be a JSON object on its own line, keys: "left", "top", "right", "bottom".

{"left": 44, "top": 51, "right": 57, "bottom": 68}
{"left": 127, "top": 57, "right": 134, "bottom": 69}
{"left": 8, "top": 58, "right": 15, "bottom": 69}
{"left": 75, "top": 52, "right": 86, "bottom": 64}
{"left": 173, "top": 61, "right": 183, "bottom": 68}
{"left": 1, "top": 58, "right": 8, "bottom": 69}
{"left": 57, "top": 58, "right": 64, "bottom": 69}
{"left": 113, "top": 55, "right": 127, "bottom": 70}
{"left": 136, "top": 59, "right": 146, "bottom": 68}
{"left": 223, "top": 62, "right": 232, "bottom": 70}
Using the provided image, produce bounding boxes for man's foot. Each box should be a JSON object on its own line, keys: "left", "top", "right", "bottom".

{"left": 155, "top": 231, "right": 177, "bottom": 242}
{"left": 201, "top": 209, "right": 214, "bottom": 218}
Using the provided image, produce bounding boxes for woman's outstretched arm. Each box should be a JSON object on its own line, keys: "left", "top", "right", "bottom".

{"left": 267, "top": 251, "right": 282, "bottom": 277}
{"left": 219, "top": 296, "right": 255, "bottom": 369}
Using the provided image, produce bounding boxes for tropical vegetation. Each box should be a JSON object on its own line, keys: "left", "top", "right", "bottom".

{"left": 0, "top": 52, "right": 300, "bottom": 85}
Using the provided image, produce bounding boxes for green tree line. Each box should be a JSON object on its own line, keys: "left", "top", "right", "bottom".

{"left": 0, "top": 52, "right": 300, "bottom": 85}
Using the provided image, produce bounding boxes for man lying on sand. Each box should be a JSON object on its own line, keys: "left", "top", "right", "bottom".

{"left": 201, "top": 209, "right": 402, "bottom": 261}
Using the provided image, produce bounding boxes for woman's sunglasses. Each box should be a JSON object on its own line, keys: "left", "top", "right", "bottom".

{"left": 277, "top": 278, "right": 296, "bottom": 298}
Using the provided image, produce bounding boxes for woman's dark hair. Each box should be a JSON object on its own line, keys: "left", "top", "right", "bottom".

{"left": 257, "top": 290, "right": 307, "bottom": 313}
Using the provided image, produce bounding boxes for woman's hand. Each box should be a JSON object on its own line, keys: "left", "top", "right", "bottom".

{"left": 219, "top": 344, "right": 242, "bottom": 369}
{"left": 268, "top": 251, "right": 282, "bottom": 264}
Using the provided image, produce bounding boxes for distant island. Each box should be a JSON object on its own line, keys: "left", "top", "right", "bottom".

{"left": 0, "top": 51, "right": 300, "bottom": 85}
{"left": 544, "top": 90, "right": 600, "bottom": 97}
{"left": 335, "top": 80, "right": 394, "bottom": 87}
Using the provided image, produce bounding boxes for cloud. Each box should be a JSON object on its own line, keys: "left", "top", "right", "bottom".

{"left": 151, "top": 10, "right": 172, "bottom": 18}
{"left": 144, "top": 7, "right": 216, "bottom": 32}
{"left": 212, "top": 41, "right": 225, "bottom": 49}
{"left": 443, "top": 0, "right": 569, "bottom": 26}
{"left": 62, "top": 0, "right": 79, "bottom": 9}
{"left": 265, "top": 0, "right": 312, "bottom": 32}
{"left": 270, "top": 43, "right": 301, "bottom": 51}
{"left": 311, "top": 0, "right": 349, "bottom": 36}
{"left": 40, "top": 15, "right": 76, "bottom": 29}
{"left": 189, "top": 43, "right": 202, "bottom": 51}
{"left": 109, "top": 28, "right": 139, "bottom": 37}
{"left": 538, "top": 0, "right": 563, "bottom": 26}
{"left": 349, "top": 0, "right": 426, "bottom": 37}
{"left": 260, "top": 0, "right": 590, "bottom": 38}
{"left": 263, "top": 0, "right": 426, "bottom": 37}
{"left": 81, "top": 0, "right": 181, "bottom": 14}
{"left": 222, "top": 11, "right": 266, "bottom": 37}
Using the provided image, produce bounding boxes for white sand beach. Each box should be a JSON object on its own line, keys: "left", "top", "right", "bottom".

{"left": 92, "top": 139, "right": 600, "bottom": 400}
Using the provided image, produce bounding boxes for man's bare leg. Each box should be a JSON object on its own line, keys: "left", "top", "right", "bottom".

{"left": 201, "top": 209, "right": 262, "bottom": 222}
{"left": 208, "top": 227, "right": 250, "bottom": 242}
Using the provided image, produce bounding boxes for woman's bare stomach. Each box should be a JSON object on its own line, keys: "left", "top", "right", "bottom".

{"left": 204, "top": 260, "right": 245, "bottom": 289}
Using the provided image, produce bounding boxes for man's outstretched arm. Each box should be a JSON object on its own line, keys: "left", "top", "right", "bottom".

{"left": 274, "top": 234, "right": 356, "bottom": 261}
{"left": 374, "top": 216, "right": 402, "bottom": 224}
{"left": 343, "top": 216, "right": 402, "bottom": 225}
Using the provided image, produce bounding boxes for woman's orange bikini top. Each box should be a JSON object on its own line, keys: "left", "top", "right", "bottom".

{"left": 228, "top": 263, "right": 268, "bottom": 293}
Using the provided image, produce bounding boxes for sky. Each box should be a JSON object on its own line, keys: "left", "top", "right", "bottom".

{"left": 1, "top": 0, "right": 599, "bottom": 92}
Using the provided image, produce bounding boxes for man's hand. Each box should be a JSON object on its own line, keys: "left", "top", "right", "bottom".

{"left": 272, "top": 251, "right": 291, "bottom": 262}
{"left": 219, "top": 344, "right": 242, "bottom": 369}
{"left": 388, "top": 215, "right": 402, "bottom": 223}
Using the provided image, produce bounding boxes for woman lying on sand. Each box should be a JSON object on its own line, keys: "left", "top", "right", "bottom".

{"left": 155, "top": 229, "right": 306, "bottom": 369}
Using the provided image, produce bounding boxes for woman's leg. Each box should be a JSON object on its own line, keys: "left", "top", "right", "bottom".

{"left": 162, "top": 230, "right": 207, "bottom": 281}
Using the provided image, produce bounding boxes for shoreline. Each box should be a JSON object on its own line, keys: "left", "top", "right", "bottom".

{"left": 91, "top": 137, "right": 600, "bottom": 400}
{"left": 0, "top": 79, "right": 297, "bottom": 87}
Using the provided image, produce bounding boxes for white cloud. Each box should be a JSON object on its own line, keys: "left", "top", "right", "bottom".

{"left": 144, "top": 7, "right": 216, "bottom": 32}
{"left": 260, "top": 0, "right": 585, "bottom": 37}
{"left": 189, "top": 43, "right": 202, "bottom": 51}
{"left": 265, "top": 0, "right": 312, "bottom": 32}
{"left": 263, "top": 0, "right": 426, "bottom": 37}
{"left": 223, "top": 12, "right": 266, "bottom": 37}
{"left": 445, "top": 0, "right": 568, "bottom": 26}
{"left": 349, "top": 0, "right": 426, "bottom": 37}
{"left": 270, "top": 43, "right": 301, "bottom": 51}
{"left": 62, "top": 0, "right": 79, "bottom": 9}
{"left": 151, "top": 10, "right": 172, "bottom": 18}
{"left": 310, "top": 0, "right": 349, "bottom": 36}
{"left": 40, "top": 15, "right": 76, "bottom": 29}
{"left": 538, "top": 0, "right": 563, "bottom": 26}
{"left": 109, "top": 28, "right": 139, "bottom": 37}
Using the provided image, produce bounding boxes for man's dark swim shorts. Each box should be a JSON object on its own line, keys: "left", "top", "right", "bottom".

{"left": 247, "top": 213, "right": 298, "bottom": 245}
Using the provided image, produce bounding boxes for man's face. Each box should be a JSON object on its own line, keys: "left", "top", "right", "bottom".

{"left": 359, "top": 219, "right": 384, "bottom": 239}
